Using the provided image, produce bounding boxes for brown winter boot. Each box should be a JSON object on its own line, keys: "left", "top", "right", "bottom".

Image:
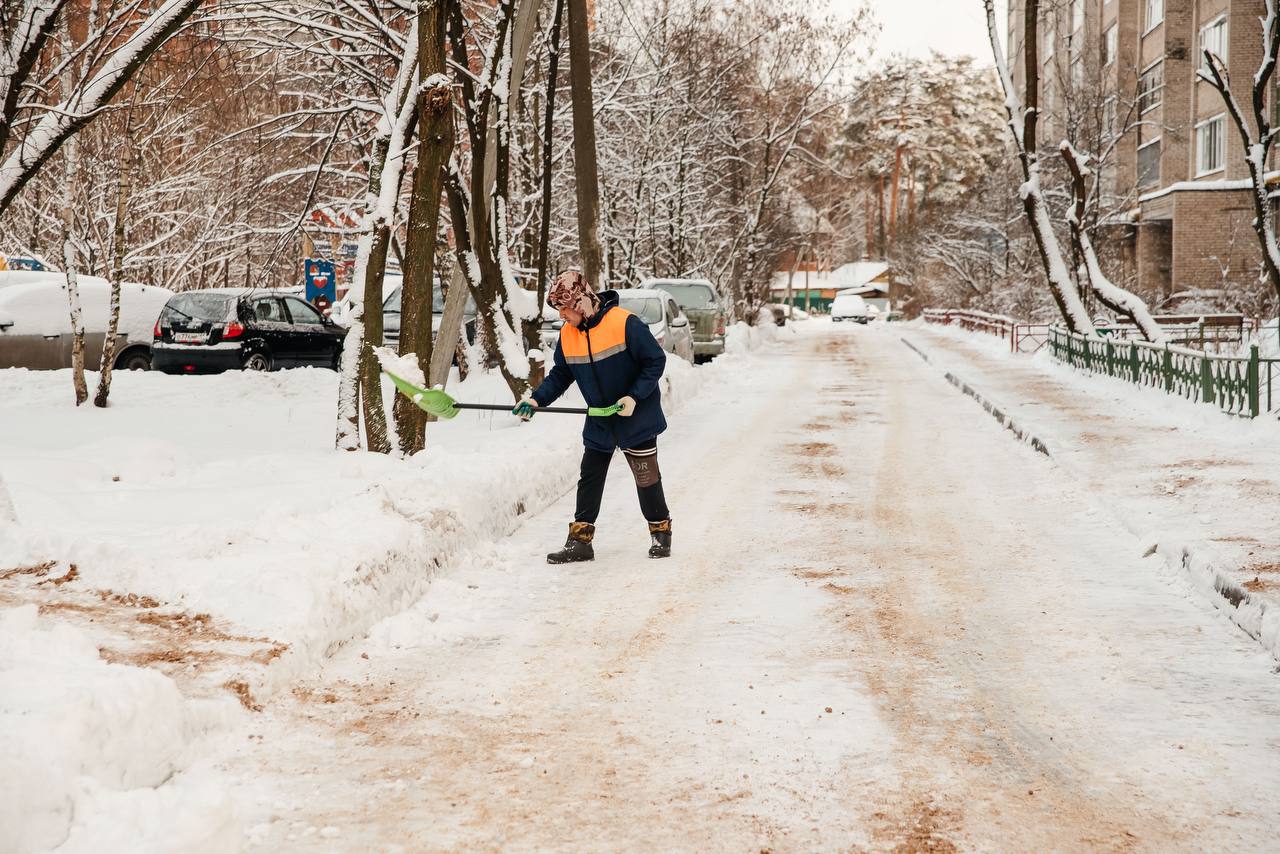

{"left": 547, "top": 522, "right": 595, "bottom": 564}
{"left": 648, "top": 519, "right": 672, "bottom": 559}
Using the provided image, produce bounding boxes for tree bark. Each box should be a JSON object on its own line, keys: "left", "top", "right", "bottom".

{"left": 429, "top": 0, "right": 543, "bottom": 391}
{"left": 1200, "top": 10, "right": 1280, "bottom": 308}
{"left": 336, "top": 31, "right": 419, "bottom": 452}
{"left": 61, "top": 136, "right": 87, "bottom": 406}
{"left": 984, "top": 0, "right": 1094, "bottom": 334}
{"left": 533, "top": 0, "right": 566, "bottom": 357}
{"left": 394, "top": 2, "right": 453, "bottom": 455}
{"left": 566, "top": 0, "right": 604, "bottom": 288}
{"left": 1059, "top": 143, "right": 1165, "bottom": 342}
{"left": 94, "top": 90, "right": 141, "bottom": 408}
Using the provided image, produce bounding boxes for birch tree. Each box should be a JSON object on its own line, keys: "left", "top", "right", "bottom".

{"left": 1060, "top": 142, "right": 1164, "bottom": 341}
{"left": 336, "top": 22, "right": 419, "bottom": 453}
{"left": 1200, "top": 2, "right": 1280, "bottom": 308}
{"left": 94, "top": 85, "right": 143, "bottom": 407}
{"left": 983, "top": 0, "right": 1094, "bottom": 334}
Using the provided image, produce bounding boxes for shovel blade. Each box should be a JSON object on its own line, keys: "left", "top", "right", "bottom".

{"left": 383, "top": 370, "right": 459, "bottom": 419}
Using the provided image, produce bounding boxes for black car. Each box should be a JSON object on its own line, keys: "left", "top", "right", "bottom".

{"left": 152, "top": 289, "right": 345, "bottom": 374}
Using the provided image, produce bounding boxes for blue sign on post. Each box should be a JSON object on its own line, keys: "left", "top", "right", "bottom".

{"left": 305, "top": 258, "right": 336, "bottom": 308}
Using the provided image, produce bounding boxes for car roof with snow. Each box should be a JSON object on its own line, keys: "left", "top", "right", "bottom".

{"left": 615, "top": 288, "right": 676, "bottom": 301}
{"left": 643, "top": 278, "right": 713, "bottom": 288}
{"left": 169, "top": 288, "right": 295, "bottom": 298}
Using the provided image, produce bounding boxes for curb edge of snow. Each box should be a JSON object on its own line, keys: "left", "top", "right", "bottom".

{"left": 900, "top": 334, "right": 1280, "bottom": 665}
{"left": 899, "top": 336, "right": 1051, "bottom": 457}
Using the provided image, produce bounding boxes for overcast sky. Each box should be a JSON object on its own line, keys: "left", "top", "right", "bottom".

{"left": 829, "top": 0, "right": 1009, "bottom": 64}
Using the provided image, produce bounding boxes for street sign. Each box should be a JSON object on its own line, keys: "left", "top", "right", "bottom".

{"left": 305, "top": 258, "right": 336, "bottom": 308}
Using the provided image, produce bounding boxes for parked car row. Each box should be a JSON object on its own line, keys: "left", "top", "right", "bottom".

{"left": 645, "top": 278, "right": 726, "bottom": 363}
{"left": 0, "top": 271, "right": 737, "bottom": 374}
{"left": 0, "top": 271, "right": 170, "bottom": 371}
{"left": 538, "top": 278, "right": 726, "bottom": 368}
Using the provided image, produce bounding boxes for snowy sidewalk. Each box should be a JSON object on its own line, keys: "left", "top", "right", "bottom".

{"left": 903, "top": 323, "right": 1280, "bottom": 660}
{"left": 213, "top": 324, "right": 1280, "bottom": 852}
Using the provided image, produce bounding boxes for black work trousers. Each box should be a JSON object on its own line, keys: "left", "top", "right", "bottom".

{"left": 574, "top": 440, "right": 669, "bottom": 525}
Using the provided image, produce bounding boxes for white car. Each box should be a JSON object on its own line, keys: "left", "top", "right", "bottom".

{"left": 0, "top": 271, "right": 172, "bottom": 370}
{"left": 616, "top": 288, "right": 695, "bottom": 362}
{"left": 831, "top": 293, "right": 870, "bottom": 324}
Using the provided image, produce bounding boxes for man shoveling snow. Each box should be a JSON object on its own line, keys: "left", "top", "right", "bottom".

{"left": 514, "top": 271, "right": 673, "bottom": 563}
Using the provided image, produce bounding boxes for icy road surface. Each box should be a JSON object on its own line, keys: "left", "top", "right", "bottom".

{"left": 224, "top": 326, "right": 1280, "bottom": 852}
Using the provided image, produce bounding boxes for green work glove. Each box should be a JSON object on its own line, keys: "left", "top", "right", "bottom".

{"left": 513, "top": 399, "right": 537, "bottom": 421}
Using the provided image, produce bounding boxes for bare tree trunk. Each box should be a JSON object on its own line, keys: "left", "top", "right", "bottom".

{"left": 983, "top": 0, "right": 1094, "bottom": 334}
{"left": 566, "top": 0, "right": 604, "bottom": 288}
{"left": 786, "top": 244, "right": 804, "bottom": 321}
{"left": 1201, "top": 6, "right": 1280, "bottom": 307}
{"left": 888, "top": 119, "right": 905, "bottom": 239}
{"left": 533, "top": 0, "right": 565, "bottom": 350}
{"left": 394, "top": 3, "right": 453, "bottom": 456}
{"left": 336, "top": 32, "right": 419, "bottom": 452}
{"left": 429, "top": 0, "right": 542, "bottom": 391}
{"left": 95, "top": 92, "right": 140, "bottom": 408}
{"left": 359, "top": 227, "right": 395, "bottom": 454}
{"left": 61, "top": 137, "right": 87, "bottom": 406}
{"left": 1060, "top": 143, "right": 1165, "bottom": 342}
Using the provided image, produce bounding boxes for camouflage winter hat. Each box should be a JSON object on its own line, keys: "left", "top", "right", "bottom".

{"left": 547, "top": 270, "right": 600, "bottom": 317}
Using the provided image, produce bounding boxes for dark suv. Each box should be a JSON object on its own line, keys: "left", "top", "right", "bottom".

{"left": 152, "top": 289, "right": 345, "bottom": 374}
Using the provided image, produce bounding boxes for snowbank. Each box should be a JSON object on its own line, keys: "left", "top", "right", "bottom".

{"left": 0, "top": 324, "right": 781, "bottom": 708}
{"left": 725, "top": 310, "right": 781, "bottom": 353}
{"left": 0, "top": 605, "right": 236, "bottom": 852}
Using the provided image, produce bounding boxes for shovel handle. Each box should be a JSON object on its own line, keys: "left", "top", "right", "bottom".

{"left": 453, "top": 402, "right": 596, "bottom": 415}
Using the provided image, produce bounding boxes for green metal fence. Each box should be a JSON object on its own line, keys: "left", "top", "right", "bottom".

{"left": 1047, "top": 326, "right": 1279, "bottom": 418}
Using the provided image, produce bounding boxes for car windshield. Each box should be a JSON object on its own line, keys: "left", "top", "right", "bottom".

{"left": 653, "top": 283, "right": 715, "bottom": 308}
{"left": 385, "top": 285, "right": 475, "bottom": 315}
{"left": 620, "top": 296, "right": 664, "bottom": 324}
{"left": 164, "top": 293, "right": 236, "bottom": 322}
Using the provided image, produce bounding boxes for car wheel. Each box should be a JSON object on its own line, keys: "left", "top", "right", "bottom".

{"left": 243, "top": 350, "right": 273, "bottom": 372}
{"left": 116, "top": 349, "right": 151, "bottom": 371}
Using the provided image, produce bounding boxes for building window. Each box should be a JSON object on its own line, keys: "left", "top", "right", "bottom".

{"left": 1103, "top": 24, "right": 1117, "bottom": 66}
{"left": 1043, "top": 18, "right": 1055, "bottom": 61}
{"left": 1138, "top": 139, "right": 1161, "bottom": 188}
{"left": 1103, "top": 96, "right": 1118, "bottom": 140}
{"left": 1072, "top": 0, "right": 1085, "bottom": 33}
{"left": 1072, "top": 56, "right": 1084, "bottom": 87}
{"left": 1196, "top": 115, "right": 1226, "bottom": 175}
{"left": 1200, "top": 15, "right": 1228, "bottom": 73}
{"left": 1145, "top": 0, "right": 1164, "bottom": 33}
{"left": 1139, "top": 60, "right": 1163, "bottom": 113}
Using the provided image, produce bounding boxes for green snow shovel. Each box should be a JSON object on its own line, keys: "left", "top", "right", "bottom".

{"left": 383, "top": 370, "right": 622, "bottom": 419}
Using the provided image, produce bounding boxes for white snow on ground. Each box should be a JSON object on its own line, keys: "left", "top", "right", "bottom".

{"left": 907, "top": 321, "right": 1280, "bottom": 661}
{"left": 213, "top": 321, "right": 1280, "bottom": 850}
{"left": 7, "top": 317, "right": 1280, "bottom": 850}
{"left": 0, "top": 605, "right": 236, "bottom": 852}
{"left": 0, "top": 321, "right": 785, "bottom": 852}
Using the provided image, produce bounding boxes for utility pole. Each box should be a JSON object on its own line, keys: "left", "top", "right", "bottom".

{"left": 566, "top": 0, "right": 605, "bottom": 288}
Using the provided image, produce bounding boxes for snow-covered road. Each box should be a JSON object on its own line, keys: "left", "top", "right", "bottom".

{"left": 223, "top": 325, "right": 1280, "bottom": 852}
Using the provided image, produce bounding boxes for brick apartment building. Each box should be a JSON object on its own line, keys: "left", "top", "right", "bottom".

{"left": 1007, "top": 0, "right": 1274, "bottom": 308}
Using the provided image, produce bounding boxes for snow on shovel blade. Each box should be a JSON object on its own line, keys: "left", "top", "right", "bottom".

{"left": 383, "top": 370, "right": 460, "bottom": 419}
